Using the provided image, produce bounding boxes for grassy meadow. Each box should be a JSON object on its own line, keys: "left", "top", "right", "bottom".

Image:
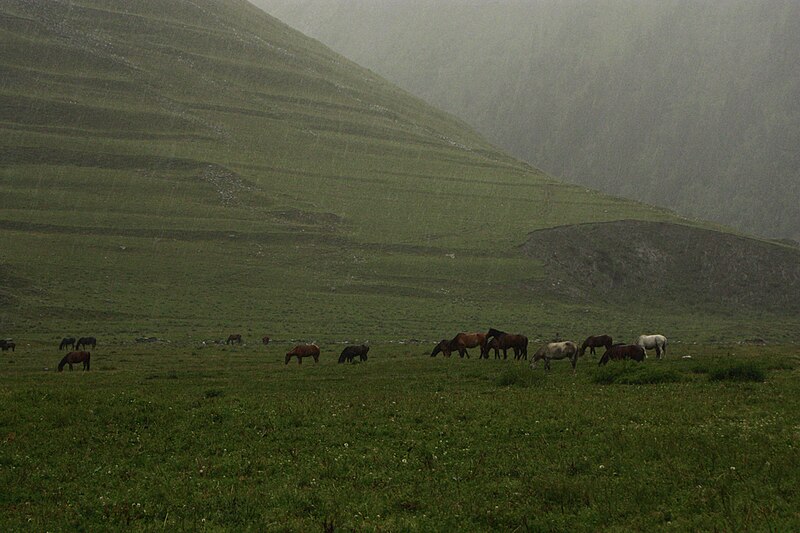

{"left": 2, "top": 341, "right": 799, "bottom": 530}
{"left": 2, "top": 1, "right": 800, "bottom": 530}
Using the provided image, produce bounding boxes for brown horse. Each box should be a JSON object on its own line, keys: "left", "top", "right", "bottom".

{"left": 58, "top": 351, "right": 90, "bottom": 371}
{"left": 285, "top": 344, "right": 320, "bottom": 365}
{"left": 226, "top": 334, "right": 242, "bottom": 345}
{"left": 598, "top": 344, "right": 646, "bottom": 366}
{"left": 580, "top": 335, "right": 613, "bottom": 356}
{"left": 531, "top": 341, "right": 580, "bottom": 373}
{"left": 262, "top": 336, "right": 270, "bottom": 346}
{"left": 485, "top": 328, "right": 528, "bottom": 360}
{"left": 431, "top": 332, "right": 487, "bottom": 358}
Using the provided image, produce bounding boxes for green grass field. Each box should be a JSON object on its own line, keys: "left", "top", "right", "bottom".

{"left": 2, "top": 341, "right": 799, "bottom": 530}
{"left": 2, "top": 2, "right": 800, "bottom": 529}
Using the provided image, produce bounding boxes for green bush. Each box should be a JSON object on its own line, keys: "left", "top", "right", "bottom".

{"left": 708, "top": 362, "right": 766, "bottom": 382}
{"left": 592, "top": 364, "right": 683, "bottom": 385}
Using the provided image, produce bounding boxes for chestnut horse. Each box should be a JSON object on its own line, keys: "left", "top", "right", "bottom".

{"left": 59, "top": 337, "right": 76, "bottom": 350}
{"left": 531, "top": 341, "right": 580, "bottom": 373}
{"left": 285, "top": 344, "right": 320, "bottom": 365}
{"left": 485, "top": 328, "right": 528, "bottom": 360}
{"left": 226, "top": 334, "right": 242, "bottom": 345}
{"left": 431, "top": 332, "right": 487, "bottom": 358}
{"left": 599, "top": 343, "right": 645, "bottom": 365}
{"left": 580, "top": 335, "right": 613, "bottom": 356}
{"left": 75, "top": 337, "right": 96, "bottom": 350}
{"left": 338, "top": 344, "right": 369, "bottom": 363}
{"left": 58, "top": 351, "right": 90, "bottom": 371}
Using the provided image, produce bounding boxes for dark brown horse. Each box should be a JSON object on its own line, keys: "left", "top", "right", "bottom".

{"left": 59, "top": 337, "right": 76, "bottom": 350}
{"left": 58, "top": 351, "right": 90, "bottom": 371}
{"left": 431, "top": 332, "right": 487, "bottom": 358}
{"left": 580, "top": 335, "right": 613, "bottom": 356}
{"left": 285, "top": 344, "right": 320, "bottom": 365}
{"left": 226, "top": 334, "right": 242, "bottom": 345}
{"left": 262, "top": 336, "right": 270, "bottom": 346}
{"left": 598, "top": 344, "right": 646, "bottom": 366}
{"left": 485, "top": 328, "right": 528, "bottom": 360}
{"left": 75, "top": 337, "right": 96, "bottom": 350}
{"left": 338, "top": 344, "right": 369, "bottom": 363}
{"left": 482, "top": 336, "right": 504, "bottom": 359}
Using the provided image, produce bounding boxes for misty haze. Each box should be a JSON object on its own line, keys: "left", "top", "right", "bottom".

{"left": 258, "top": 0, "right": 800, "bottom": 242}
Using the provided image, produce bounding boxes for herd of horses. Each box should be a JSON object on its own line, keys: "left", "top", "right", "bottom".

{"left": 431, "top": 330, "right": 668, "bottom": 373}
{"left": 47, "top": 330, "right": 667, "bottom": 373}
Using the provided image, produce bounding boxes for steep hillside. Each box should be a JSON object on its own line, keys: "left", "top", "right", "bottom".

{"left": 0, "top": 0, "right": 796, "bottom": 342}
{"left": 255, "top": 0, "right": 800, "bottom": 242}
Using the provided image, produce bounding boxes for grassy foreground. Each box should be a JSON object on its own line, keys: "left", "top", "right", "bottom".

{"left": 2, "top": 341, "right": 799, "bottom": 531}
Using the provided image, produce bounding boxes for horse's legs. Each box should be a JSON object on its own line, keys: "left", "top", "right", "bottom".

{"left": 571, "top": 356, "right": 577, "bottom": 373}
{"left": 297, "top": 356, "right": 302, "bottom": 365}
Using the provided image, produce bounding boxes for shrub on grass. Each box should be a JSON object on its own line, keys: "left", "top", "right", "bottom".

{"left": 708, "top": 362, "right": 765, "bottom": 383}
{"left": 496, "top": 366, "right": 543, "bottom": 388}
{"left": 592, "top": 364, "right": 683, "bottom": 385}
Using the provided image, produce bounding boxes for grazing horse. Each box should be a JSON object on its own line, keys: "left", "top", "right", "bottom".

{"left": 580, "top": 335, "right": 613, "bottom": 356}
{"left": 485, "top": 328, "right": 528, "bottom": 360}
{"left": 482, "top": 336, "right": 504, "bottom": 359}
{"left": 599, "top": 344, "right": 646, "bottom": 365}
{"left": 262, "top": 336, "right": 270, "bottom": 346}
{"left": 75, "top": 337, "right": 96, "bottom": 350}
{"left": 59, "top": 337, "right": 76, "bottom": 350}
{"left": 338, "top": 344, "right": 369, "bottom": 363}
{"left": 531, "top": 341, "right": 580, "bottom": 372}
{"left": 0, "top": 340, "right": 15, "bottom": 352}
{"left": 430, "top": 332, "right": 487, "bottom": 358}
{"left": 285, "top": 344, "right": 320, "bottom": 365}
{"left": 58, "top": 351, "right": 90, "bottom": 371}
{"left": 635, "top": 334, "right": 668, "bottom": 359}
{"left": 226, "top": 334, "right": 243, "bottom": 345}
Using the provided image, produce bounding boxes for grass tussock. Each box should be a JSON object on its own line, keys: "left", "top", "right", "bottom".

{"left": 496, "top": 365, "right": 544, "bottom": 388}
{"left": 592, "top": 364, "right": 684, "bottom": 385}
{"left": 707, "top": 362, "right": 766, "bottom": 383}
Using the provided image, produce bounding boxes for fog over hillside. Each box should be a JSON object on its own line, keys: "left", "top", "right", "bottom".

{"left": 254, "top": 0, "right": 800, "bottom": 242}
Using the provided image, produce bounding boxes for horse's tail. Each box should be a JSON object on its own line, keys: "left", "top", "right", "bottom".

{"left": 58, "top": 356, "right": 68, "bottom": 372}
{"left": 662, "top": 337, "right": 667, "bottom": 356}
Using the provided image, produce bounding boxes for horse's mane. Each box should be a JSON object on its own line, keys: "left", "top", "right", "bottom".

{"left": 487, "top": 328, "right": 507, "bottom": 338}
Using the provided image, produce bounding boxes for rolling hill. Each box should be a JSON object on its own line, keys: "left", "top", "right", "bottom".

{"left": 0, "top": 0, "right": 798, "bottom": 344}
{"left": 255, "top": 0, "right": 800, "bottom": 243}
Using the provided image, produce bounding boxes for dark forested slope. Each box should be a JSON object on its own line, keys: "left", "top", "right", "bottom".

{"left": 255, "top": 0, "right": 800, "bottom": 242}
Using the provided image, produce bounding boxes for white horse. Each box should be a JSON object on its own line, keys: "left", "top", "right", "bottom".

{"left": 634, "top": 334, "right": 668, "bottom": 359}
{"left": 530, "top": 341, "right": 580, "bottom": 373}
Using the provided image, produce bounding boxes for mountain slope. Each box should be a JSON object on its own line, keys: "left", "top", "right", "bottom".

{"left": 255, "top": 0, "right": 800, "bottom": 242}
{"left": 0, "top": 0, "right": 797, "bottom": 342}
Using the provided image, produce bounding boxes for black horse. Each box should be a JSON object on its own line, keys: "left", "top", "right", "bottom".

{"left": 59, "top": 337, "right": 76, "bottom": 350}
{"left": 75, "top": 337, "right": 97, "bottom": 350}
{"left": 338, "top": 345, "right": 369, "bottom": 363}
{"left": 0, "top": 339, "right": 15, "bottom": 352}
